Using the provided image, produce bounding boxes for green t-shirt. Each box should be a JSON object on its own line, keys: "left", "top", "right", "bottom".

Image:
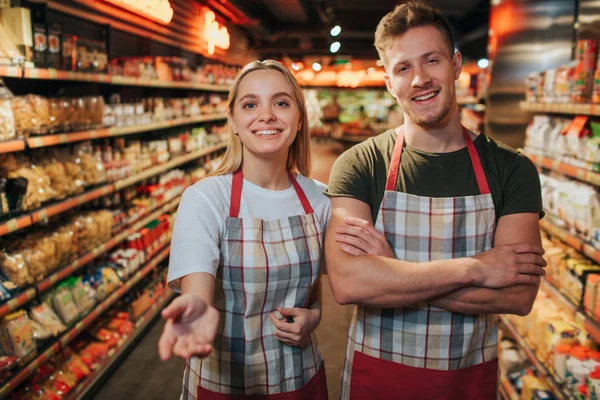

{"left": 325, "top": 129, "right": 543, "bottom": 223}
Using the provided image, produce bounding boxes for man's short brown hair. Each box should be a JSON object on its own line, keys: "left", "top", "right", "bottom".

{"left": 374, "top": 2, "right": 455, "bottom": 61}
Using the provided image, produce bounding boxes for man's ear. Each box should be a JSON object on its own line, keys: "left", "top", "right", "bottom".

{"left": 385, "top": 75, "right": 397, "bottom": 101}
{"left": 453, "top": 51, "right": 463, "bottom": 81}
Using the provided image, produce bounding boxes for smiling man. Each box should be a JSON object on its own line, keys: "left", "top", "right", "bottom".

{"left": 324, "top": 2, "right": 545, "bottom": 399}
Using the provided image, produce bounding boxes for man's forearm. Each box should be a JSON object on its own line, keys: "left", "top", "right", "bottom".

{"left": 327, "top": 254, "right": 478, "bottom": 308}
{"left": 430, "top": 284, "right": 539, "bottom": 316}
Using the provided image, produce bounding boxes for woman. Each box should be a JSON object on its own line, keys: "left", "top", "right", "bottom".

{"left": 158, "top": 60, "right": 331, "bottom": 399}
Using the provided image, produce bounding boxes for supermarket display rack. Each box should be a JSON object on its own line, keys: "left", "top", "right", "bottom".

{"left": 524, "top": 153, "right": 600, "bottom": 187}
{"left": 0, "top": 245, "right": 171, "bottom": 398}
{"left": 520, "top": 101, "right": 600, "bottom": 116}
{"left": 0, "top": 142, "right": 227, "bottom": 238}
{"left": 499, "top": 373, "right": 519, "bottom": 400}
{"left": 64, "top": 290, "right": 175, "bottom": 400}
{"left": 499, "top": 316, "right": 567, "bottom": 398}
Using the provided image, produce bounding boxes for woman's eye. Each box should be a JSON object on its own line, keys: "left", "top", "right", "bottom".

{"left": 243, "top": 103, "right": 256, "bottom": 109}
{"left": 275, "top": 101, "right": 289, "bottom": 107}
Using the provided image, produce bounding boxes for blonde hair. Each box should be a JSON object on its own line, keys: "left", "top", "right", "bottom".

{"left": 211, "top": 60, "right": 311, "bottom": 177}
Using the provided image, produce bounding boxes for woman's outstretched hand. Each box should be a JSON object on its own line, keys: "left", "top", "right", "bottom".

{"left": 158, "top": 293, "right": 219, "bottom": 361}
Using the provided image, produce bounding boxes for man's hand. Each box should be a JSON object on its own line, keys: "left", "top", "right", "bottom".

{"left": 335, "top": 217, "right": 395, "bottom": 258}
{"left": 269, "top": 307, "right": 321, "bottom": 347}
{"left": 158, "top": 294, "right": 219, "bottom": 361}
{"left": 471, "top": 244, "right": 546, "bottom": 288}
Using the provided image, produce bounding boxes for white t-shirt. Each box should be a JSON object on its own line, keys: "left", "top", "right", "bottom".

{"left": 167, "top": 173, "right": 331, "bottom": 290}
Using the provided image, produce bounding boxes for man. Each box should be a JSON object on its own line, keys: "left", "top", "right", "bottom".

{"left": 324, "top": 3, "right": 546, "bottom": 399}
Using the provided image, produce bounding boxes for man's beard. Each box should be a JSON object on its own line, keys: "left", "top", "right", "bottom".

{"left": 402, "top": 91, "right": 454, "bottom": 127}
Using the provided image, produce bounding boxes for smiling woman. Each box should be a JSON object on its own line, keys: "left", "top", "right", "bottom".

{"left": 160, "top": 59, "right": 331, "bottom": 399}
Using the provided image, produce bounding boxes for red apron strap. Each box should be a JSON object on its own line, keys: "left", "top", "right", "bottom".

{"left": 289, "top": 172, "right": 314, "bottom": 214}
{"left": 229, "top": 169, "right": 243, "bottom": 218}
{"left": 385, "top": 126, "right": 405, "bottom": 191}
{"left": 229, "top": 170, "right": 314, "bottom": 217}
{"left": 463, "top": 128, "right": 491, "bottom": 195}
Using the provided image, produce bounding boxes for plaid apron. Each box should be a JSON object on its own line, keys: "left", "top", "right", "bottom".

{"left": 341, "top": 126, "right": 499, "bottom": 400}
{"left": 181, "top": 170, "right": 327, "bottom": 399}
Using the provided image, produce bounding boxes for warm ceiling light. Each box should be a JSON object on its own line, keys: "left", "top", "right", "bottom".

{"left": 312, "top": 62, "right": 322, "bottom": 71}
{"left": 330, "top": 25, "right": 341, "bottom": 36}
{"left": 367, "top": 67, "right": 375, "bottom": 74}
{"left": 376, "top": 59, "right": 384, "bottom": 67}
{"left": 291, "top": 62, "right": 303, "bottom": 71}
{"left": 477, "top": 58, "right": 490, "bottom": 68}
{"left": 330, "top": 41, "right": 341, "bottom": 53}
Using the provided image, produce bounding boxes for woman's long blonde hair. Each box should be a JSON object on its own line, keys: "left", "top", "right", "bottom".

{"left": 210, "top": 60, "right": 311, "bottom": 177}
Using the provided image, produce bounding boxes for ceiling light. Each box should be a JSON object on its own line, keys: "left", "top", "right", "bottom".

{"left": 376, "top": 59, "right": 384, "bottom": 67}
{"left": 291, "top": 62, "right": 303, "bottom": 71}
{"left": 330, "top": 25, "right": 341, "bottom": 37}
{"left": 330, "top": 41, "right": 341, "bottom": 53}
{"left": 367, "top": 67, "right": 375, "bottom": 74}
{"left": 312, "top": 62, "right": 322, "bottom": 72}
{"left": 477, "top": 58, "right": 489, "bottom": 68}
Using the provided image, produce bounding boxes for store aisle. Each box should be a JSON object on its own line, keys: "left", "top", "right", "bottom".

{"left": 91, "top": 140, "right": 353, "bottom": 400}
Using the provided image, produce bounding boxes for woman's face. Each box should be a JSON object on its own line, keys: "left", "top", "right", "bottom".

{"left": 230, "top": 69, "right": 302, "bottom": 162}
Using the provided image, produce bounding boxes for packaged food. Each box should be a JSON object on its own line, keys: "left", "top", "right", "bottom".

{"left": 38, "top": 157, "right": 70, "bottom": 200}
{"left": 30, "top": 303, "right": 66, "bottom": 336}
{"left": 75, "top": 38, "right": 91, "bottom": 72}
{"left": 0, "top": 355, "right": 17, "bottom": 384}
{"left": 0, "top": 310, "right": 36, "bottom": 359}
{"left": 51, "top": 285, "right": 79, "bottom": 325}
{"left": 11, "top": 96, "right": 33, "bottom": 136}
{"left": 67, "top": 277, "right": 96, "bottom": 314}
{"left": 0, "top": 79, "right": 15, "bottom": 142}
{"left": 22, "top": 234, "right": 58, "bottom": 279}
{"left": 64, "top": 353, "right": 90, "bottom": 381}
{"left": 0, "top": 251, "right": 33, "bottom": 287}
{"left": 32, "top": 23, "right": 47, "bottom": 68}
{"left": 30, "top": 319, "right": 52, "bottom": 341}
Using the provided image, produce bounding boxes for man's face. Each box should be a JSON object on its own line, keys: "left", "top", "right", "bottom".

{"left": 383, "top": 25, "right": 462, "bottom": 128}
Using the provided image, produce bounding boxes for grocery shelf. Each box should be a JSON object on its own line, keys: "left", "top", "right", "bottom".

{"left": 19, "top": 68, "right": 230, "bottom": 92}
{"left": 0, "top": 66, "right": 22, "bottom": 78}
{"left": 26, "top": 113, "right": 227, "bottom": 149}
{"left": 539, "top": 219, "right": 600, "bottom": 265}
{"left": 65, "top": 290, "right": 175, "bottom": 400}
{"left": 525, "top": 152, "right": 600, "bottom": 187}
{"left": 0, "top": 195, "right": 180, "bottom": 320}
{"left": 34, "top": 195, "right": 180, "bottom": 295}
{"left": 520, "top": 101, "right": 600, "bottom": 116}
{"left": 0, "top": 142, "right": 224, "bottom": 238}
{"left": 0, "top": 246, "right": 171, "bottom": 398}
{"left": 499, "top": 374, "right": 518, "bottom": 400}
{"left": 0, "top": 140, "right": 25, "bottom": 154}
{"left": 0, "top": 288, "right": 37, "bottom": 320}
{"left": 0, "top": 215, "right": 32, "bottom": 237}
{"left": 499, "top": 316, "right": 566, "bottom": 398}
{"left": 30, "top": 185, "right": 113, "bottom": 224}
{"left": 457, "top": 96, "right": 479, "bottom": 105}
{"left": 113, "top": 142, "right": 226, "bottom": 190}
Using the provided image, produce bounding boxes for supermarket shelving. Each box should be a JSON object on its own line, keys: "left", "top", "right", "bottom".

{"left": 0, "top": 142, "right": 226, "bottom": 238}
{"left": 499, "top": 374, "right": 518, "bottom": 400}
{"left": 525, "top": 152, "right": 600, "bottom": 187}
{"left": 26, "top": 113, "right": 227, "bottom": 149}
{"left": 0, "top": 245, "right": 171, "bottom": 398}
{"left": 499, "top": 316, "right": 567, "bottom": 398}
{"left": 0, "top": 195, "right": 180, "bottom": 320}
{"left": 539, "top": 218, "right": 600, "bottom": 267}
{"left": 520, "top": 101, "right": 600, "bottom": 116}
{"left": 65, "top": 290, "right": 175, "bottom": 400}
{"left": 8, "top": 67, "right": 231, "bottom": 92}
{"left": 0, "top": 140, "right": 25, "bottom": 154}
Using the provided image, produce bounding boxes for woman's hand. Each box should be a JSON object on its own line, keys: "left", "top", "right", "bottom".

{"left": 335, "top": 216, "right": 395, "bottom": 258}
{"left": 158, "top": 293, "right": 220, "bottom": 361}
{"left": 269, "top": 307, "right": 321, "bottom": 347}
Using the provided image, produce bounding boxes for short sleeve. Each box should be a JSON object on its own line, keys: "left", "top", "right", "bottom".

{"left": 324, "top": 147, "right": 372, "bottom": 206}
{"left": 167, "top": 186, "right": 224, "bottom": 291}
{"left": 499, "top": 153, "right": 544, "bottom": 219}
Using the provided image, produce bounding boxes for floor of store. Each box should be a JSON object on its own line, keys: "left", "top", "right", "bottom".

{"left": 91, "top": 140, "right": 355, "bottom": 400}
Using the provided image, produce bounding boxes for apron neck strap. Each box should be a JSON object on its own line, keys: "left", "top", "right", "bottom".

{"left": 385, "top": 125, "right": 491, "bottom": 195}
{"left": 229, "top": 169, "right": 314, "bottom": 218}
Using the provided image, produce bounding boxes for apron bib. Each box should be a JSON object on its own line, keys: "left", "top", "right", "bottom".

{"left": 182, "top": 170, "right": 328, "bottom": 400}
{"left": 342, "top": 126, "right": 498, "bottom": 400}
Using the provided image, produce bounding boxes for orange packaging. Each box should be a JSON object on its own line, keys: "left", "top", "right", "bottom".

{"left": 585, "top": 274, "right": 600, "bottom": 316}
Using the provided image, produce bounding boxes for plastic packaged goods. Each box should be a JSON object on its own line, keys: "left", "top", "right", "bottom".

{"left": 66, "top": 277, "right": 96, "bottom": 315}
{"left": 1, "top": 251, "right": 33, "bottom": 287}
{"left": 51, "top": 284, "right": 79, "bottom": 325}
{"left": 0, "top": 310, "right": 36, "bottom": 359}
{"left": 29, "top": 303, "right": 66, "bottom": 337}
{"left": 30, "top": 319, "right": 52, "bottom": 341}
{"left": 0, "top": 79, "right": 15, "bottom": 142}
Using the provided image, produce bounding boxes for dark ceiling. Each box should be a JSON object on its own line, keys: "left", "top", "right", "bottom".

{"left": 224, "top": 0, "right": 490, "bottom": 62}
